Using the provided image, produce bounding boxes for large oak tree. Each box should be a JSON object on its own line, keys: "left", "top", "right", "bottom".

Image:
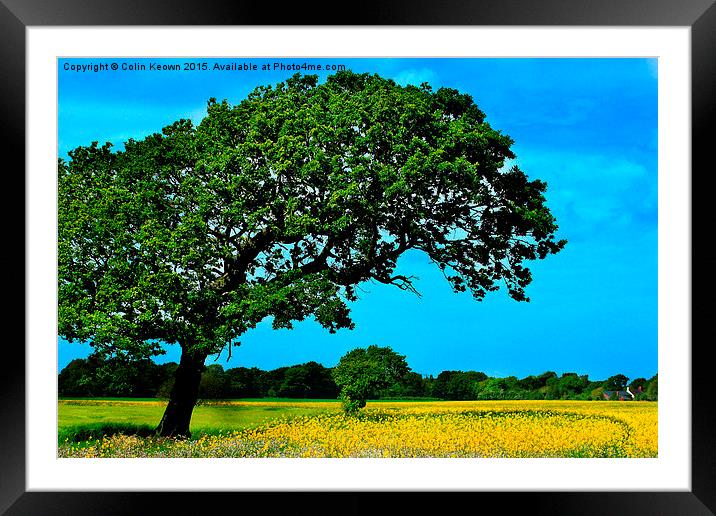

{"left": 59, "top": 71, "right": 566, "bottom": 437}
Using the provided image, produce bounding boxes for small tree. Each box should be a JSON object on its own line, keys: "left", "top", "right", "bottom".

{"left": 333, "top": 345, "right": 409, "bottom": 414}
{"left": 603, "top": 374, "right": 629, "bottom": 392}
{"left": 645, "top": 374, "right": 658, "bottom": 401}
{"left": 629, "top": 377, "right": 647, "bottom": 391}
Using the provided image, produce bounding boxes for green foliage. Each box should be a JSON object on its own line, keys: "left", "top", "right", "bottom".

{"left": 476, "top": 377, "right": 510, "bottom": 400}
{"left": 58, "top": 69, "right": 566, "bottom": 375}
{"left": 224, "top": 367, "right": 265, "bottom": 398}
{"left": 59, "top": 356, "right": 657, "bottom": 403}
{"left": 543, "top": 373, "right": 591, "bottom": 400}
{"left": 58, "top": 358, "right": 97, "bottom": 397}
{"left": 155, "top": 363, "right": 179, "bottom": 398}
{"left": 59, "top": 358, "right": 339, "bottom": 400}
{"left": 603, "top": 374, "right": 629, "bottom": 391}
{"left": 589, "top": 386, "right": 605, "bottom": 401}
{"left": 645, "top": 374, "right": 658, "bottom": 401}
{"left": 433, "top": 370, "right": 488, "bottom": 400}
{"left": 426, "top": 370, "right": 653, "bottom": 402}
{"left": 198, "top": 364, "right": 229, "bottom": 399}
{"left": 333, "top": 345, "right": 409, "bottom": 414}
{"left": 277, "top": 361, "right": 339, "bottom": 398}
{"left": 629, "top": 377, "right": 647, "bottom": 390}
{"left": 376, "top": 371, "right": 430, "bottom": 399}
{"left": 58, "top": 354, "right": 170, "bottom": 398}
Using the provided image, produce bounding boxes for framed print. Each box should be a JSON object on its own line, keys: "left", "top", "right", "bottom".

{"left": 6, "top": 0, "right": 716, "bottom": 514}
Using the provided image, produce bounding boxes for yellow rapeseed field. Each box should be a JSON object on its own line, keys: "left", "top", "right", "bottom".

{"left": 59, "top": 400, "right": 657, "bottom": 458}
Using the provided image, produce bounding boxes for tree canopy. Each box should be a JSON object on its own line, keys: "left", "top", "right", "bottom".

{"left": 603, "top": 374, "right": 629, "bottom": 391}
{"left": 58, "top": 70, "right": 566, "bottom": 435}
{"left": 333, "top": 345, "right": 409, "bottom": 413}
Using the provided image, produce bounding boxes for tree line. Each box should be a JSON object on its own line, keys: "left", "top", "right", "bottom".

{"left": 58, "top": 354, "right": 658, "bottom": 402}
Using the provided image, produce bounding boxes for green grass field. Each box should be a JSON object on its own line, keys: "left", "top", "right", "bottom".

{"left": 58, "top": 398, "right": 341, "bottom": 443}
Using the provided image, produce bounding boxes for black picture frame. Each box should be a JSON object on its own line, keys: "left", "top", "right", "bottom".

{"left": 4, "top": 1, "right": 715, "bottom": 514}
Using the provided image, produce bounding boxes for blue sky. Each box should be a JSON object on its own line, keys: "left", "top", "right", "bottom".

{"left": 58, "top": 58, "right": 658, "bottom": 381}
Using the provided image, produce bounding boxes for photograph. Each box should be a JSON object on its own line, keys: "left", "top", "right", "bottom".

{"left": 57, "top": 57, "right": 658, "bottom": 459}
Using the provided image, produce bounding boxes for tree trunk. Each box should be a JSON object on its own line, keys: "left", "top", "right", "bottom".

{"left": 156, "top": 348, "right": 206, "bottom": 438}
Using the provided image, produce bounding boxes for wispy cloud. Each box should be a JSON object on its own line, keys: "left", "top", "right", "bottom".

{"left": 512, "top": 150, "right": 657, "bottom": 242}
